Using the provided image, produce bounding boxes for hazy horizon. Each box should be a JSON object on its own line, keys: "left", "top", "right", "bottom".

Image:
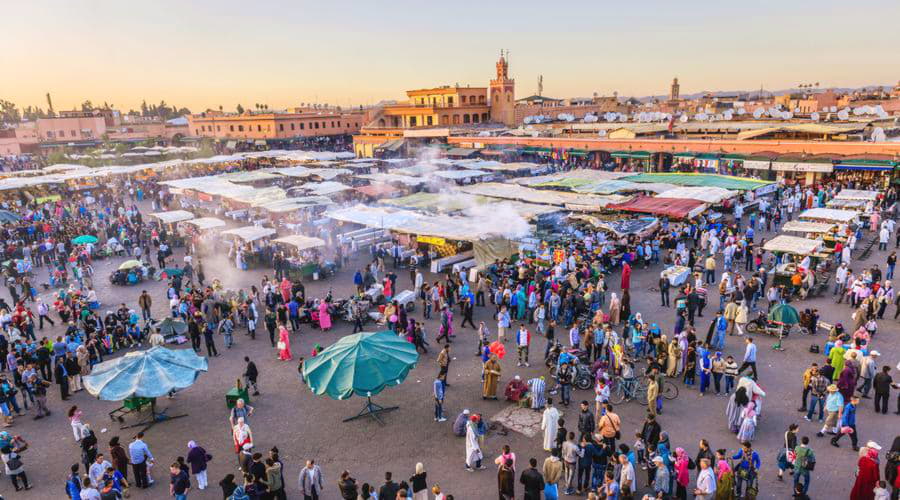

{"left": 4, "top": 0, "right": 899, "bottom": 113}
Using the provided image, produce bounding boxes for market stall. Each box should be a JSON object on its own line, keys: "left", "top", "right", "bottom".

{"left": 606, "top": 196, "right": 707, "bottom": 219}
{"left": 798, "top": 207, "right": 858, "bottom": 224}
{"left": 221, "top": 226, "right": 278, "bottom": 269}
{"left": 781, "top": 220, "right": 841, "bottom": 248}
{"left": 150, "top": 210, "right": 195, "bottom": 247}
{"left": 762, "top": 235, "right": 830, "bottom": 299}
{"left": 273, "top": 234, "right": 331, "bottom": 280}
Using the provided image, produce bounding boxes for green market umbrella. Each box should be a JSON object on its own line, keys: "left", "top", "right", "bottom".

{"left": 118, "top": 259, "right": 142, "bottom": 270}
{"left": 72, "top": 235, "right": 98, "bottom": 245}
{"left": 162, "top": 267, "right": 184, "bottom": 277}
{"left": 303, "top": 330, "right": 419, "bottom": 424}
{"left": 768, "top": 302, "right": 800, "bottom": 325}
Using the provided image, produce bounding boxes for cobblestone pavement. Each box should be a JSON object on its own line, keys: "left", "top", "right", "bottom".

{"left": 4, "top": 217, "right": 898, "bottom": 500}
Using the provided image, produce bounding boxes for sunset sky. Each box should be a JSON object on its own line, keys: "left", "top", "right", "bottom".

{"left": 4, "top": 1, "right": 899, "bottom": 113}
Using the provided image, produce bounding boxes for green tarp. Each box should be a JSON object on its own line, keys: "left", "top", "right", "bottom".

{"left": 620, "top": 173, "right": 772, "bottom": 191}
{"left": 611, "top": 151, "right": 651, "bottom": 159}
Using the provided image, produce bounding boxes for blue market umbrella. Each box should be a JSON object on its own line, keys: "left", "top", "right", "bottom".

{"left": 83, "top": 347, "right": 208, "bottom": 400}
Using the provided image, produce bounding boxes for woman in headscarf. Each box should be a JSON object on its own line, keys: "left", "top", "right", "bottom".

{"left": 232, "top": 417, "right": 253, "bottom": 454}
{"left": 829, "top": 340, "right": 847, "bottom": 381}
{"left": 515, "top": 286, "right": 527, "bottom": 321}
{"left": 715, "top": 450, "right": 735, "bottom": 500}
{"left": 837, "top": 364, "right": 857, "bottom": 402}
{"left": 725, "top": 386, "right": 749, "bottom": 433}
{"left": 673, "top": 447, "right": 691, "bottom": 500}
{"left": 850, "top": 446, "right": 881, "bottom": 500}
{"left": 317, "top": 300, "right": 331, "bottom": 332}
{"left": 277, "top": 323, "right": 292, "bottom": 361}
{"left": 608, "top": 293, "right": 621, "bottom": 326}
{"left": 736, "top": 401, "right": 758, "bottom": 443}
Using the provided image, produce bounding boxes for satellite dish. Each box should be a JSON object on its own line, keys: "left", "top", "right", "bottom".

{"left": 783, "top": 111, "right": 793, "bottom": 120}
{"left": 679, "top": 114, "right": 689, "bottom": 123}
{"left": 737, "top": 107, "right": 746, "bottom": 115}
{"left": 837, "top": 109, "right": 850, "bottom": 120}
{"left": 829, "top": 106, "right": 837, "bottom": 112}
{"left": 810, "top": 112, "right": 819, "bottom": 122}
{"left": 872, "top": 127, "right": 886, "bottom": 142}
{"left": 598, "top": 129, "right": 607, "bottom": 137}
{"left": 753, "top": 108, "right": 764, "bottom": 119}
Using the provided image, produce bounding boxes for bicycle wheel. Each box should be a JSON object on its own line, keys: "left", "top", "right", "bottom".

{"left": 635, "top": 384, "right": 649, "bottom": 405}
{"left": 663, "top": 380, "right": 679, "bottom": 400}
{"left": 610, "top": 380, "right": 625, "bottom": 405}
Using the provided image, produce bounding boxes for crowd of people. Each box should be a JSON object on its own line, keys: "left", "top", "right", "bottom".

{"left": 0, "top": 158, "right": 897, "bottom": 500}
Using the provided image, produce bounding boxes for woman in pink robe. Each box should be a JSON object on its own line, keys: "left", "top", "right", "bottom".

{"left": 280, "top": 278, "right": 292, "bottom": 304}
{"left": 318, "top": 300, "right": 332, "bottom": 331}
{"left": 620, "top": 262, "right": 632, "bottom": 291}
{"left": 277, "top": 324, "right": 292, "bottom": 361}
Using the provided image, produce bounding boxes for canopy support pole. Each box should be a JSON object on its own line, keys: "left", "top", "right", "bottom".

{"left": 343, "top": 397, "right": 398, "bottom": 425}
{"left": 120, "top": 398, "right": 188, "bottom": 432}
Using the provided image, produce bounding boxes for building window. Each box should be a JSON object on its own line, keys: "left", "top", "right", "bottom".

{"left": 463, "top": 114, "right": 470, "bottom": 124}
{"left": 448, "top": 96, "right": 454, "bottom": 106}
{"left": 507, "top": 93, "right": 511, "bottom": 102}
{"left": 472, "top": 114, "right": 479, "bottom": 123}
{"left": 279, "top": 124, "right": 284, "bottom": 131}
{"left": 337, "top": 121, "right": 341, "bottom": 127}
{"left": 290, "top": 123, "right": 295, "bottom": 130}
{"left": 230, "top": 125, "right": 234, "bottom": 132}
{"left": 257, "top": 125, "right": 262, "bottom": 132}
{"left": 461, "top": 96, "right": 467, "bottom": 104}
{"left": 71, "top": 130, "right": 77, "bottom": 137}
{"left": 481, "top": 113, "right": 488, "bottom": 122}
{"left": 452, "top": 115, "right": 460, "bottom": 125}
{"left": 479, "top": 95, "right": 485, "bottom": 104}
{"left": 300, "top": 123, "right": 305, "bottom": 130}
{"left": 426, "top": 116, "right": 433, "bottom": 125}
{"left": 238, "top": 125, "right": 244, "bottom": 132}
{"left": 314, "top": 122, "right": 319, "bottom": 129}
{"left": 409, "top": 117, "right": 417, "bottom": 127}
{"left": 217, "top": 125, "right": 221, "bottom": 132}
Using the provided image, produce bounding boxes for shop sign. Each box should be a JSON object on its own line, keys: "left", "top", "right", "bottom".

{"left": 417, "top": 235, "right": 446, "bottom": 246}
{"left": 770, "top": 162, "right": 832, "bottom": 173}
{"left": 742, "top": 160, "right": 771, "bottom": 170}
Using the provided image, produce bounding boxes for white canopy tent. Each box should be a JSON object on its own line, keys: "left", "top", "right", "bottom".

{"left": 150, "top": 210, "right": 195, "bottom": 224}
{"left": 656, "top": 186, "right": 737, "bottom": 204}
{"left": 799, "top": 207, "right": 858, "bottom": 223}
{"left": 762, "top": 235, "right": 824, "bottom": 255}
{"left": 181, "top": 217, "right": 226, "bottom": 231}
{"left": 833, "top": 189, "right": 879, "bottom": 201}
{"left": 272, "top": 234, "right": 326, "bottom": 251}
{"left": 781, "top": 220, "right": 836, "bottom": 234}
{"left": 221, "top": 226, "right": 277, "bottom": 242}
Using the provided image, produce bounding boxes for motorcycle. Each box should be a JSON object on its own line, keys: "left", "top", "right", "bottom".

{"left": 745, "top": 311, "right": 790, "bottom": 337}
{"left": 545, "top": 341, "right": 594, "bottom": 390}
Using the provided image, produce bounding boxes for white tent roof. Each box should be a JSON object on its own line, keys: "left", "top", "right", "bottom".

{"left": 834, "top": 189, "right": 878, "bottom": 201}
{"left": 762, "top": 235, "right": 824, "bottom": 255}
{"left": 781, "top": 220, "right": 836, "bottom": 234}
{"left": 301, "top": 181, "right": 353, "bottom": 196}
{"left": 433, "top": 169, "right": 491, "bottom": 180}
{"left": 655, "top": 186, "right": 737, "bottom": 204}
{"left": 799, "top": 207, "right": 858, "bottom": 223}
{"left": 221, "top": 226, "right": 277, "bottom": 242}
{"left": 181, "top": 217, "right": 226, "bottom": 231}
{"left": 273, "top": 234, "right": 326, "bottom": 251}
{"left": 150, "top": 210, "right": 195, "bottom": 224}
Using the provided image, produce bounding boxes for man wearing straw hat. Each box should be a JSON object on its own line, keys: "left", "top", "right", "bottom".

{"left": 816, "top": 384, "right": 843, "bottom": 438}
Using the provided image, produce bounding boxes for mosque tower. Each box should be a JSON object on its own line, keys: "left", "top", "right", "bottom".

{"left": 490, "top": 50, "right": 516, "bottom": 126}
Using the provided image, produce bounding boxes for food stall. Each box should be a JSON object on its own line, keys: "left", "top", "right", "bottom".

{"left": 763, "top": 235, "right": 830, "bottom": 299}
{"left": 605, "top": 196, "right": 708, "bottom": 220}
{"left": 179, "top": 217, "right": 227, "bottom": 254}
{"left": 272, "top": 234, "right": 330, "bottom": 280}
{"left": 780, "top": 220, "right": 841, "bottom": 248}
{"left": 220, "top": 226, "right": 278, "bottom": 269}
{"left": 798, "top": 207, "right": 858, "bottom": 225}
{"left": 150, "top": 210, "right": 195, "bottom": 247}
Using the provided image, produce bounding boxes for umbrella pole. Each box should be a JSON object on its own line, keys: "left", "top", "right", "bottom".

{"left": 343, "top": 396, "right": 398, "bottom": 425}
{"left": 120, "top": 398, "right": 189, "bottom": 432}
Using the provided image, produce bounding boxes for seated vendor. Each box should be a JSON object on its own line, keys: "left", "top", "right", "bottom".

{"left": 504, "top": 375, "right": 528, "bottom": 403}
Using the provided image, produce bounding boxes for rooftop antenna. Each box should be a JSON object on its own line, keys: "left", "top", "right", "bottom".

{"left": 46, "top": 92, "right": 54, "bottom": 115}
{"left": 538, "top": 75, "right": 543, "bottom": 97}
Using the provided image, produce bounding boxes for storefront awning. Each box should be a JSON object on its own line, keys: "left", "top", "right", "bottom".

{"left": 611, "top": 151, "right": 651, "bottom": 159}
{"left": 834, "top": 160, "right": 895, "bottom": 171}
{"left": 607, "top": 196, "right": 707, "bottom": 219}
